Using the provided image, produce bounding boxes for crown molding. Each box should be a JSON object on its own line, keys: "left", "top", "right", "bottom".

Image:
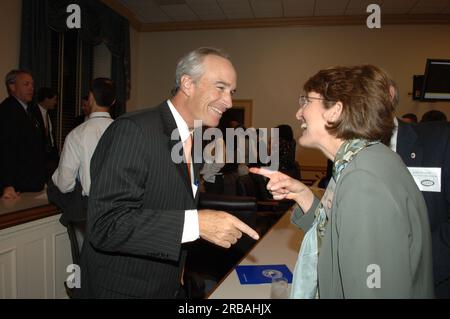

{"left": 99, "top": 2, "right": 450, "bottom": 33}
{"left": 141, "top": 14, "right": 450, "bottom": 32}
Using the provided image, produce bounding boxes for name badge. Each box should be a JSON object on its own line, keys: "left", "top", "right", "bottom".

{"left": 407, "top": 167, "right": 441, "bottom": 192}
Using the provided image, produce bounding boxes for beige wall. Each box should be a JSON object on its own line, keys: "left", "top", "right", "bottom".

{"left": 132, "top": 25, "right": 450, "bottom": 166}
{"left": 0, "top": 0, "right": 22, "bottom": 101}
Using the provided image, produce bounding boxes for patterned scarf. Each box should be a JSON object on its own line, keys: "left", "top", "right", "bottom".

{"left": 290, "top": 138, "right": 379, "bottom": 299}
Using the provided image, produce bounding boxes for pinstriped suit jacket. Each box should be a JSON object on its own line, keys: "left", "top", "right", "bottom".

{"left": 77, "top": 102, "right": 202, "bottom": 298}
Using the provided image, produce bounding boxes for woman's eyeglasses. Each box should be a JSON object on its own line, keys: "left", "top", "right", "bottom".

{"left": 298, "top": 95, "right": 334, "bottom": 107}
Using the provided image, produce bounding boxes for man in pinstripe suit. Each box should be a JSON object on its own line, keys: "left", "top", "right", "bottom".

{"left": 76, "top": 47, "right": 259, "bottom": 298}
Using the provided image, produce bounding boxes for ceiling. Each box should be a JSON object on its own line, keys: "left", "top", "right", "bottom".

{"left": 116, "top": 0, "right": 450, "bottom": 24}
{"left": 100, "top": 0, "right": 450, "bottom": 31}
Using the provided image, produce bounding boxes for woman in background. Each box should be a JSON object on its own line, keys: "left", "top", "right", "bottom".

{"left": 274, "top": 124, "right": 301, "bottom": 180}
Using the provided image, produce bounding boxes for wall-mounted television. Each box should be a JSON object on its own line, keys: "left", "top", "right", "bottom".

{"left": 421, "top": 59, "right": 450, "bottom": 101}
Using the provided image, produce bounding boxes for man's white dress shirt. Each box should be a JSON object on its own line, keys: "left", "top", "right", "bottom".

{"left": 52, "top": 112, "right": 113, "bottom": 196}
{"left": 390, "top": 117, "right": 399, "bottom": 152}
{"left": 38, "top": 104, "right": 54, "bottom": 146}
{"left": 167, "top": 100, "right": 200, "bottom": 243}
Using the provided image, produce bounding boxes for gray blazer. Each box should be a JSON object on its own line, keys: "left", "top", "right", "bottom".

{"left": 292, "top": 143, "right": 434, "bottom": 298}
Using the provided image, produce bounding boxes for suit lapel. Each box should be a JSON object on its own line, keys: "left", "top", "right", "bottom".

{"left": 10, "top": 96, "right": 30, "bottom": 119}
{"left": 397, "top": 119, "right": 423, "bottom": 166}
{"left": 158, "top": 102, "right": 194, "bottom": 197}
{"left": 32, "top": 104, "right": 45, "bottom": 131}
{"left": 11, "top": 97, "right": 41, "bottom": 133}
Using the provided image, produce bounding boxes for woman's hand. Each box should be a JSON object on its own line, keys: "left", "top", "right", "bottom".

{"left": 249, "top": 167, "right": 315, "bottom": 212}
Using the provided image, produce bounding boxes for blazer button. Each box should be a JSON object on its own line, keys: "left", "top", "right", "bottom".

{"left": 411, "top": 152, "right": 416, "bottom": 159}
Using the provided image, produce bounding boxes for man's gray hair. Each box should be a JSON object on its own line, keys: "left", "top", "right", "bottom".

{"left": 171, "top": 47, "right": 231, "bottom": 96}
{"left": 5, "top": 69, "right": 31, "bottom": 95}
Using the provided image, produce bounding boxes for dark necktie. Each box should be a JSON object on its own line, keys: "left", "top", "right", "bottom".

{"left": 26, "top": 106, "right": 39, "bottom": 129}
{"left": 44, "top": 114, "right": 49, "bottom": 136}
{"left": 45, "top": 112, "right": 54, "bottom": 147}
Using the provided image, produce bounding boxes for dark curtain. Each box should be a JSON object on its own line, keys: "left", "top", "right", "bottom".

{"left": 20, "top": 0, "right": 52, "bottom": 90}
{"left": 20, "top": 0, "right": 130, "bottom": 116}
{"left": 80, "top": 41, "right": 93, "bottom": 100}
{"left": 108, "top": 15, "right": 130, "bottom": 118}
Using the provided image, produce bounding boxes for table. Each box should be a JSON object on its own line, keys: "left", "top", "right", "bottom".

{"left": 0, "top": 188, "right": 58, "bottom": 230}
{"left": 0, "top": 188, "right": 69, "bottom": 298}
{"left": 209, "top": 208, "right": 304, "bottom": 299}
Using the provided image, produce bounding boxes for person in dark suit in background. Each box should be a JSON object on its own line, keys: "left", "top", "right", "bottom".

{"left": 396, "top": 119, "right": 450, "bottom": 298}
{"left": 77, "top": 47, "right": 259, "bottom": 298}
{"left": 390, "top": 82, "right": 450, "bottom": 298}
{"left": 420, "top": 110, "right": 447, "bottom": 123}
{"left": 0, "top": 70, "right": 46, "bottom": 199}
{"left": 274, "top": 124, "right": 301, "bottom": 180}
{"left": 32, "top": 87, "right": 59, "bottom": 180}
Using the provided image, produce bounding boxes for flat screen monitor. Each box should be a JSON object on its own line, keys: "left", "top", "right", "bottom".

{"left": 421, "top": 59, "right": 450, "bottom": 101}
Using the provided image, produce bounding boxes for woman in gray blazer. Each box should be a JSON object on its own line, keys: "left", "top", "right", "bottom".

{"left": 251, "top": 65, "right": 434, "bottom": 298}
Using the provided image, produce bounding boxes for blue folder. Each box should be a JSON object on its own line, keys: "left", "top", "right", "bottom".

{"left": 235, "top": 264, "right": 293, "bottom": 285}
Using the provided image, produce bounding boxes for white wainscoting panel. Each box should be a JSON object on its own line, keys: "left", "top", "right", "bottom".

{"left": 0, "top": 247, "right": 17, "bottom": 298}
{"left": 0, "top": 215, "right": 71, "bottom": 299}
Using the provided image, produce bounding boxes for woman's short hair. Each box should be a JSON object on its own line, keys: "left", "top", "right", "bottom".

{"left": 303, "top": 65, "right": 395, "bottom": 144}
